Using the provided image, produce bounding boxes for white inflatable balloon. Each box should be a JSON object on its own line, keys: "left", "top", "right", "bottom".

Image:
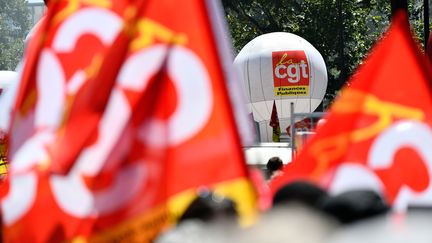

{"left": 0, "top": 71, "right": 17, "bottom": 94}
{"left": 234, "top": 32, "right": 328, "bottom": 142}
{"left": 0, "top": 70, "right": 18, "bottom": 137}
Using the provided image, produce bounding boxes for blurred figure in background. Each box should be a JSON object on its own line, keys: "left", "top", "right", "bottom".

{"left": 233, "top": 181, "right": 338, "bottom": 243}
{"left": 232, "top": 181, "right": 391, "bottom": 243}
{"left": 238, "top": 204, "right": 338, "bottom": 243}
{"left": 272, "top": 181, "right": 329, "bottom": 209}
{"left": 266, "top": 156, "right": 284, "bottom": 182}
{"left": 271, "top": 181, "right": 389, "bottom": 223}
{"left": 328, "top": 208, "right": 432, "bottom": 243}
{"left": 155, "top": 191, "right": 239, "bottom": 243}
{"left": 320, "top": 190, "right": 389, "bottom": 224}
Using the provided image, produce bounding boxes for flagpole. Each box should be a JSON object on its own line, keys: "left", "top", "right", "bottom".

{"left": 290, "top": 102, "right": 295, "bottom": 160}
{"left": 425, "top": 0, "right": 430, "bottom": 49}
{"left": 391, "top": 0, "right": 408, "bottom": 16}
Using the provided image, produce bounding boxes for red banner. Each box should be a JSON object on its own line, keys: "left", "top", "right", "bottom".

{"left": 271, "top": 11, "right": 432, "bottom": 212}
{"left": 270, "top": 101, "right": 280, "bottom": 142}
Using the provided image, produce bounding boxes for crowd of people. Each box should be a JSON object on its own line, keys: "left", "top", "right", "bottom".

{"left": 1, "top": 1, "right": 432, "bottom": 242}
{"left": 151, "top": 157, "right": 398, "bottom": 243}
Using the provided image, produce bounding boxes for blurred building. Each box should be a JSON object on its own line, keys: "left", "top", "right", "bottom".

{"left": 27, "top": 0, "right": 46, "bottom": 26}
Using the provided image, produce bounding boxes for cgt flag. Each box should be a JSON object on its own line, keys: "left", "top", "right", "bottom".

{"left": 271, "top": 11, "right": 432, "bottom": 212}
{"left": 270, "top": 100, "right": 281, "bottom": 142}
{"left": 1, "top": 0, "right": 256, "bottom": 242}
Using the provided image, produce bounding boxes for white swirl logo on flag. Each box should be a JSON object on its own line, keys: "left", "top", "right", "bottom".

{"left": 3, "top": 7, "right": 214, "bottom": 223}
{"left": 330, "top": 120, "right": 432, "bottom": 212}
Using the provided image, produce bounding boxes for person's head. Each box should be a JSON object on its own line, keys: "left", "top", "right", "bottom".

{"left": 179, "top": 191, "right": 237, "bottom": 223}
{"left": 320, "top": 189, "right": 389, "bottom": 224}
{"left": 267, "top": 157, "right": 283, "bottom": 172}
{"left": 272, "top": 181, "right": 328, "bottom": 209}
{"left": 266, "top": 157, "right": 283, "bottom": 179}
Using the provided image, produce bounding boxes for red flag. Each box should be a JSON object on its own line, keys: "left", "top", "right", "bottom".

{"left": 271, "top": 11, "right": 432, "bottom": 212}
{"left": 2, "top": 0, "right": 256, "bottom": 242}
{"left": 270, "top": 100, "right": 281, "bottom": 142}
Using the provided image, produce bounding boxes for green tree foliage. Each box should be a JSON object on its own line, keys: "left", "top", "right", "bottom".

{"left": 408, "top": 0, "right": 428, "bottom": 47}
{"left": 223, "top": 0, "right": 427, "bottom": 101}
{"left": 0, "top": 0, "right": 31, "bottom": 71}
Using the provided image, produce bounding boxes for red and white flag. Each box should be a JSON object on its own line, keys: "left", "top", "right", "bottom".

{"left": 271, "top": 11, "right": 432, "bottom": 212}
{"left": 269, "top": 100, "right": 281, "bottom": 142}
{"left": 1, "top": 0, "right": 256, "bottom": 242}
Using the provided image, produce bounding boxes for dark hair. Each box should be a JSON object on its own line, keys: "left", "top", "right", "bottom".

{"left": 266, "top": 157, "right": 283, "bottom": 172}
{"left": 320, "top": 190, "right": 389, "bottom": 224}
{"left": 266, "top": 157, "right": 283, "bottom": 179}
{"left": 272, "top": 181, "right": 328, "bottom": 208}
{"left": 179, "top": 192, "right": 237, "bottom": 223}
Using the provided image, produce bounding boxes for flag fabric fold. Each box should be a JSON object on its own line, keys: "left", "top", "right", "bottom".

{"left": 1, "top": 0, "right": 256, "bottom": 242}
{"left": 271, "top": 11, "right": 432, "bottom": 212}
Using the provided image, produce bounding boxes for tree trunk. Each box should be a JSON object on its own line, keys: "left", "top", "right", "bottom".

{"left": 425, "top": 0, "right": 430, "bottom": 49}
